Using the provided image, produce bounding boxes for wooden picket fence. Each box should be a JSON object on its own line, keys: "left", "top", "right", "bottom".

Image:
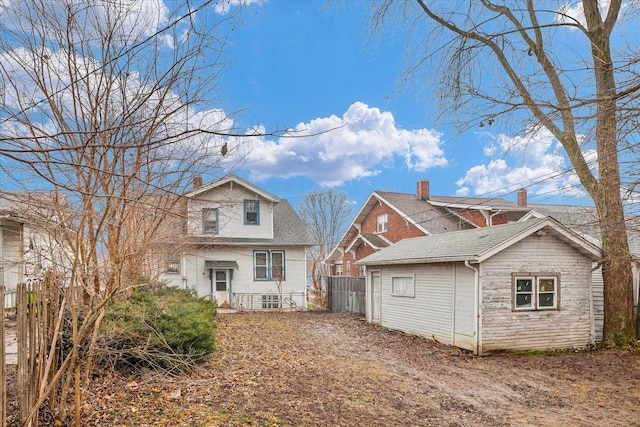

{"left": 1, "top": 282, "right": 61, "bottom": 427}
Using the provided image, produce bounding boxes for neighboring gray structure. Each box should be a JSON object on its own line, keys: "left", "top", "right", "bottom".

{"left": 357, "top": 218, "right": 602, "bottom": 355}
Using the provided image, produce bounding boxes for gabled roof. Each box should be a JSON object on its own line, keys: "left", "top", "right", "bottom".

{"left": 187, "top": 199, "right": 315, "bottom": 246}
{"left": 327, "top": 190, "right": 465, "bottom": 262}
{"left": 356, "top": 217, "right": 602, "bottom": 266}
{"left": 523, "top": 203, "right": 600, "bottom": 239}
{"left": 184, "top": 173, "right": 280, "bottom": 202}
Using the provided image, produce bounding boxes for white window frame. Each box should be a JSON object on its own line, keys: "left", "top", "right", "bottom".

{"left": 391, "top": 275, "right": 415, "bottom": 297}
{"left": 513, "top": 273, "right": 559, "bottom": 311}
{"left": 254, "top": 250, "right": 286, "bottom": 281}
{"left": 377, "top": 213, "right": 388, "bottom": 233}
{"left": 262, "top": 294, "right": 280, "bottom": 309}
{"left": 202, "top": 208, "right": 219, "bottom": 234}
{"left": 166, "top": 260, "right": 180, "bottom": 274}
{"left": 335, "top": 264, "right": 343, "bottom": 276}
{"left": 244, "top": 199, "right": 260, "bottom": 225}
{"left": 346, "top": 260, "right": 351, "bottom": 276}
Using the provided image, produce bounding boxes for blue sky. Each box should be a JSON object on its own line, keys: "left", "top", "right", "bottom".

{"left": 211, "top": 0, "right": 590, "bottom": 208}
{"left": 0, "top": 0, "right": 597, "bottom": 210}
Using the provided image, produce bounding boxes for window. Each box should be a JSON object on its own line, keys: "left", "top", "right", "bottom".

{"left": 215, "top": 270, "right": 227, "bottom": 291}
{"left": 202, "top": 208, "right": 218, "bottom": 234}
{"left": 254, "top": 250, "right": 285, "bottom": 281}
{"left": 244, "top": 199, "right": 260, "bottom": 225}
{"left": 166, "top": 260, "right": 180, "bottom": 274}
{"left": 377, "top": 214, "right": 388, "bottom": 233}
{"left": 359, "top": 266, "right": 366, "bottom": 276}
{"left": 262, "top": 294, "right": 280, "bottom": 309}
{"left": 346, "top": 260, "right": 351, "bottom": 276}
{"left": 335, "top": 264, "right": 343, "bottom": 276}
{"left": 392, "top": 276, "right": 415, "bottom": 297}
{"left": 514, "top": 274, "right": 558, "bottom": 310}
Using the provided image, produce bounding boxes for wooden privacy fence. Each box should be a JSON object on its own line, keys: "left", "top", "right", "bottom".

{"left": 2, "top": 282, "right": 62, "bottom": 427}
{"left": 326, "top": 276, "right": 365, "bottom": 315}
{"left": 1, "top": 285, "right": 6, "bottom": 427}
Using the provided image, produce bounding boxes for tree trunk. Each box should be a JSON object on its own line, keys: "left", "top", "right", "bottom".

{"left": 585, "top": 0, "right": 635, "bottom": 341}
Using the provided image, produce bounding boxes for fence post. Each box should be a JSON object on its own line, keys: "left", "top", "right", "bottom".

{"left": 1, "top": 285, "right": 6, "bottom": 427}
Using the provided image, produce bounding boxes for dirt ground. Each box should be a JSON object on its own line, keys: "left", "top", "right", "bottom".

{"left": 8, "top": 311, "right": 640, "bottom": 426}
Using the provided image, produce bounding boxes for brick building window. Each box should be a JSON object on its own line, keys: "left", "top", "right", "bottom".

{"left": 377, "top": 213, "right": 388, "bottom": 232}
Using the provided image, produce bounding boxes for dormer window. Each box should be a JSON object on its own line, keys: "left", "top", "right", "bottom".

{"left": 377, "top": 213, "right": 388, "bottom": 233}
{"left": 202, "top": 208, "right": 218, "bottom": 234}
{"left": 244, "top": 199, "right": 260, "bottom": 225}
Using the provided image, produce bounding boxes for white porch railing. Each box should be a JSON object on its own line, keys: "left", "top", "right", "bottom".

{"left": 232, "top": 292, "right": 305, "bottom": 310}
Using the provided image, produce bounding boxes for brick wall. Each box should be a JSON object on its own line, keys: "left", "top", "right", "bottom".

{"left": 361, "top": 200, "right": 426, "bottom": 243}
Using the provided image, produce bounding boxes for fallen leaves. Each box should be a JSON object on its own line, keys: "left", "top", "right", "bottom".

{"left": 63, "top": 312, "right": 640, "bottom": 426}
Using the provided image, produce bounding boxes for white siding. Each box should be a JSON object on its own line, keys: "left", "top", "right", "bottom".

{"left": 479, "top": 233, "right": 593, "bottom": 355}
{"left": 1, "top": 221, "right": 22, "bottom": 291}
{"left": 165, "top": 246, "right": 308, "bottom": 309}
{"left": 187, "top": 184, "right": 274, "bottom": 239}
{"left": 380, "top": 264, "right": 454, "bottom": 344}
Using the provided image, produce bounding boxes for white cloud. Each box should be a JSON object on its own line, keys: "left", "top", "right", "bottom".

{"left": 0, "top": 0, "right": 170, "bottom": 47}
{"left": 225, "top": 102, "right": 447, "bottom": 187}
{"left": 556, "top": 1, "right": 611, "bottom": 27}
{"left": 214, "top": 0, "right": 265, "bottom": 15}
{"left": 456, "top": 126, "right": 589, "bottom": 199}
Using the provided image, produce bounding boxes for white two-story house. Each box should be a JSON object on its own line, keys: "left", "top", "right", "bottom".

{"left": 159, "top": 174, "right": 315, "bottom": 310}
{"left": 1, "top": 192, "right": 69, "bottom": 309}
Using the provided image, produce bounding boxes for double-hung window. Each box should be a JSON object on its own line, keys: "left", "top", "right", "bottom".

{"left": 513, "top": 274, "right": 559, "bottom": 310}
{"left": 244, "top": 199, "right": 260, "bottom": 225}
{"left": 202, "top": 208, "right": 218, "bottom": 234}
{"left": 254, "top": 250, "right": 285, "bottom": 281}
{"left": 377, "top": 213, "right": 388, "bottom": 233}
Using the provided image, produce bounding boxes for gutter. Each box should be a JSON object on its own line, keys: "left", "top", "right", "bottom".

{"left": 357, "top": 255, "right": 480, "bottom": 267}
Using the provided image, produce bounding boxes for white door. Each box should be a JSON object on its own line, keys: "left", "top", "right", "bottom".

{"left": 211, "top": 270, "right": 229, "bottom": 307}
{"left": 453, "top": 264, "right": 476, "bottom": 351}
{"left": 370, "top": 270, "right": 381, "bottom": 323}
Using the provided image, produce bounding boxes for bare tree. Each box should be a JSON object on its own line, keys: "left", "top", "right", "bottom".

{"left": 298, "top": 189, "right": 352, "bottom": 306}
{"left": 0, "top": 1, "right": 249, "bottom": 425}
{"left": 373, "top": 0, "right": 639, "bottom": 343}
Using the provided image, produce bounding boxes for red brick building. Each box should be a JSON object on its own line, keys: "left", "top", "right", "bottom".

{"left": 327, "top": 180, "right": 540, "bottom": 276}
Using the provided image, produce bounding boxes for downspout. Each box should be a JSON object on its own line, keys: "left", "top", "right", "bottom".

{"left": 464, "top": 260, "right": 480, "bottom": 356}
{"left": 181, "top": 251, "right": 187, "bottom": 290}
{"left": 590, "top": 261, "right": 603, "bottom": 345}
{"left": 228, "top": 267, "right": 234, "bottom": 308}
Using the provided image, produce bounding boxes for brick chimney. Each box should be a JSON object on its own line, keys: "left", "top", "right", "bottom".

{"left": 193, "top": 176, "right": 203, "bottom": 189}
{"left": 517, "top": 188, "right": 527, "bottom": 207}
{"left": 417, "top": 179, "right": 430, "bottom": 200}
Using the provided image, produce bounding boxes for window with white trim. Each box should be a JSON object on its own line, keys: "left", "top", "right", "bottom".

{"left": 391, "top": 276, "right": 415, "bottom": 297}
{"left": 262, "top": 294, "right": 280, "bottom": 309}
{"left": 166, "top": 260, "right": 180, "bottom": 274}
{"left": 244, "top": 199, "right": 260, "bottom": 225}
{"left": 335, "top": 264, "right": 343, "bottom": 275}
{"left": 202, "top": 208, "right": 218, "bottom": 234}
{"left": 377, "top": 213, "right": 388, "bottom": 233}
{"left": 513, "top": 274, "right": 558, "bottom": 310}
{"left": 346, "top": 260, "right": 351, "bottom": 276}
{"left": 254, "top": 250, "right": 285, "bottom": 281}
